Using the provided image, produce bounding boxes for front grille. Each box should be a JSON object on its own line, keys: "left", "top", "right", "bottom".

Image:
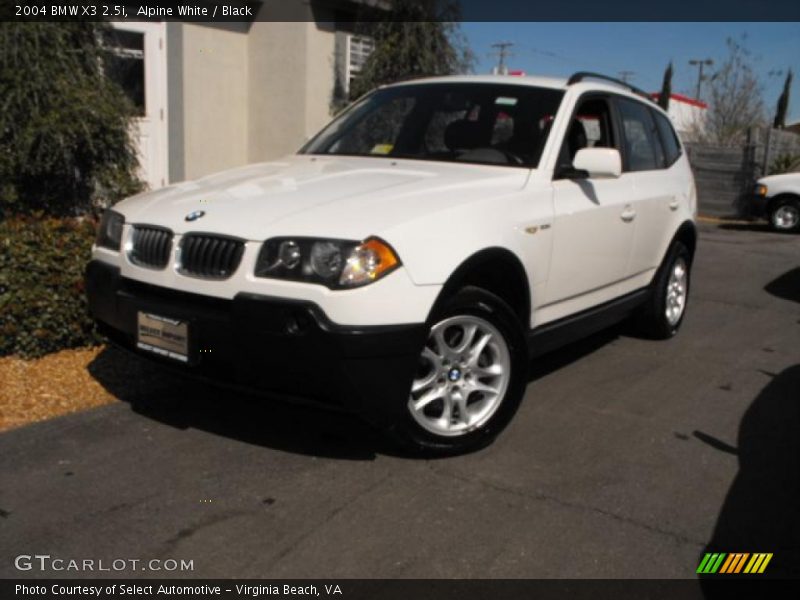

{"left": 179, "top": 234, "right": 245, "bottom": 279}
{"left": 130, "top": 226, "right": 173, "bottom": 269}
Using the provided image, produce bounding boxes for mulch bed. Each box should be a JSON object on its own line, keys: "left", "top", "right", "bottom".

{"left": 0, "top": 346, "right": 118, "bottom": 432}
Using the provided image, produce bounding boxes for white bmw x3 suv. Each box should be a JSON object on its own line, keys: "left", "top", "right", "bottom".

{"left": 87, "top": 72, "right": 697, "bottom": 454}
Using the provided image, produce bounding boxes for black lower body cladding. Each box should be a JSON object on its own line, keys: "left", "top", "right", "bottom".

{"left": 84, "top": 260, "right": 428, "bottom": 428}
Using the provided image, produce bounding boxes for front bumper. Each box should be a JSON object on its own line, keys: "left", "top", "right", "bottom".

{"left": 85, "top": 260, "right": 428, "bottom": 428}
{"left": 743, "top": 193, "right": 769, "bottom": 219}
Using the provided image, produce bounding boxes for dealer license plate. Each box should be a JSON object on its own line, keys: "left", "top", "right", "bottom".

{"left": 136, "top": 312, "right": 189, "bottom": 362}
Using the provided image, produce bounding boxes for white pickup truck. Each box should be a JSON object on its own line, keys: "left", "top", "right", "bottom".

{"left": 752, "top": 172, "right": 800, "bottom": 232}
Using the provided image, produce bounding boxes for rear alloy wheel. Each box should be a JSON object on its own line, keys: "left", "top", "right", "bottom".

{"left": 665, "top": 256, "right": 689, "bottom": 327}
{"left": 394, "top": 286, "right": 528, "bottom": 455}
{"left": 770, "top": 199, "right": 800, "bottom": 233}
{"left": 634, "top": 241, "right": 692, "bottom": 339}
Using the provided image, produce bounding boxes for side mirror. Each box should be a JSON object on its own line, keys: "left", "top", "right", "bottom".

{"left": 572, "top": 148, "right": 622, "bottom": 179}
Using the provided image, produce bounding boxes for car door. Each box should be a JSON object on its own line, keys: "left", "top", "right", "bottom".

{"left": 614, "top": 97, "right": 680, "bottom": 278}
{"left": 544, "top": 94, "right": 637, "bottom": 308}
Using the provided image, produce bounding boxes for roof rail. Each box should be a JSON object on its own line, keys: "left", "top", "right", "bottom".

{"left": 567, "top": 72, "right": 655, "bottom": 104}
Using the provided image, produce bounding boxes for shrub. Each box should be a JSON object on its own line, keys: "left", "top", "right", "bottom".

{"left": 0, "top": 23, "right": 143, "bottom": 217}
{"left": 0, "top": 216, "right": 100, "bottom": 358}
{"left": 769, "top": 153, "right": 800, "bottom": 175}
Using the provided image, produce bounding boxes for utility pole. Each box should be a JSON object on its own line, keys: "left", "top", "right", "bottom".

{"left": 689, "top": 58, "right": 714, "bottom": 101}
{"left": 491, "top": 42, "right": 514, "bottom": 75}
{"left": 618, "top": 70, "right": 636, "bottom": 83}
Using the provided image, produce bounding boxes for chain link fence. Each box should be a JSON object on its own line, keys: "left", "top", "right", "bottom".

{"left": 685, "top": 127, "right": 800, "bottom": 217}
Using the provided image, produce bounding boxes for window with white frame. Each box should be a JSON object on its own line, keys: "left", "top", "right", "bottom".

{"left": 345, "top": 34, "right": 374, "bottom": 95}
{"left": 102, "top": 29, "right": 146, "bottom": 116}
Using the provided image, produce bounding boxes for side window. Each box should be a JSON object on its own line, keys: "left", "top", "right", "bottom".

{"left": 557, "top": 96, "right": 617, "bottom": 172}
{"left": 616, "top": 98, "right": 663, "bottom": 172}
{"left": 652, "top": 110, "right": 682, "bottom": 166}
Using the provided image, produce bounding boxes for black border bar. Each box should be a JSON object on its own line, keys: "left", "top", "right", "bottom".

{"left": 3, "top": 0, "right": 800, "bottom": 22}
{"left": 4, "top": 579, "right": 800, "bottom": 600}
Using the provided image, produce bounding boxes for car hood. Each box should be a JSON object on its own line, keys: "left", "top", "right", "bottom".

{"left": 115, "top": 155, "right": 531, "bottom": 241}
{"left": 757, "top": 172, "right": 800, "bottom": 186}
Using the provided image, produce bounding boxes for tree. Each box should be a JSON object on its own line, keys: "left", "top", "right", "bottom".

{"left": 346, "top": 0, "right": 473, "bottom": 102}
{"left": 658, "top": 62, "right": 673, "bottom": 111}
{"left": 773, "top": 69, "right": 793, "bottom": 129}
{"left": 689, "top": 37, "right": 766, "bottom": 146}
{"left": 0, "top": 23, "right": 142, "bottom": 217}
{"left": 769, "top": 152, "right": 800, "bottom": 175}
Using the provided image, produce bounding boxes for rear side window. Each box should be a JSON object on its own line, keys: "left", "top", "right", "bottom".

{"left": 616, "top": 97, "right": 663, "bottom": 172}
{"left": 652, "top": 110, "right": 682, "bottom": 166}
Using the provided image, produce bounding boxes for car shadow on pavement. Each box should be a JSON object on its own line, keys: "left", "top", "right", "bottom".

{"left": 764, "top": 266, "right": 800, "bottom": 304}
{"left": 717, "top": 222, "right": 775, "bottom": 233}
{"left": 87, "top": 346, "right": 385, "bottom": 461}
{"left": 699, "top": 365, "right": 800, "bottom": 591}
{"left": 88, "top": 320, "right": 626, "bottom": 461}
{"left": 527, "top": 324, "right": 622, "bottom": 383}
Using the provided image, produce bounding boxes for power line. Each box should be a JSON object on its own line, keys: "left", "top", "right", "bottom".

{"left": 513, "top": 43, "right": 662, "bottom": 91}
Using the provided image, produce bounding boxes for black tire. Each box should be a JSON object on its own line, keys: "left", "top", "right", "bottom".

{"left": 634, "top": 241, "right": 692, "bottom": 340}
{"left": 389, "top": 286, "right": 529, "bottom": 456}
{"left": 769, "top": 198, "right": 800, "bottom": 233}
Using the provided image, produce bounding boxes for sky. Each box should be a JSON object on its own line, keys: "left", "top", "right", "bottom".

{"left": 461, "top": 22, "right": 800, "bottom": 122}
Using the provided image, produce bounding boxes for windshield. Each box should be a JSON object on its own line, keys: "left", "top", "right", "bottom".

{"left": 300, "top": 82, "right": 564, "bottom": 168}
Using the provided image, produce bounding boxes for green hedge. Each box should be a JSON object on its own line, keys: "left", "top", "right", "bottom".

{"left": 0, "top": 216, "right": 101, "bottom": 358}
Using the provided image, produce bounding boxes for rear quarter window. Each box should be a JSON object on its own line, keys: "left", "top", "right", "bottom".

{"left": 652, "top": 110, "right": 682, "bottom": 166}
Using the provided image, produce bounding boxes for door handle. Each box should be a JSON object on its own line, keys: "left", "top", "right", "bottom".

{"left": 668, "top": 199, "right": 680, "bottom": 211}
{"left": 620, "top": 207, "right": 636, "bottom": 222}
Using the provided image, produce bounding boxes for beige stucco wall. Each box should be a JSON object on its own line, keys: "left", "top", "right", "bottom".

{"left": 304, "top": 23, "right": 337, "bottom": 141}
{"left": 247, "top": 21, "right": 336, "bottom": 162}
{"left": 246, "top": 21, "right": 308, "bottom": 162}
{"left": 180, "top": 25, "right": 249, "bottom": 180}
{"left": 172, "top": 19, "right": 337, "bottom": 179}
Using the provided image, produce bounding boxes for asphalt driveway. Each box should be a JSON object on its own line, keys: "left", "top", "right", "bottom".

{"left": 1, "top": 222, "right": 798, "bottom": 580}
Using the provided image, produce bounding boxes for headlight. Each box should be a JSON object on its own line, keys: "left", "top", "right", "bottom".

{"left": 310, "top": 241, "right": 345, "bottom": 280}
{"left": 255, "top": 237, "right": 400, "bottom": 289}
{"left": 95, "top": 209, "right": 124, "bottom": 250}
{"left": 755, "top": 184, "right": 768, "bottom": 197}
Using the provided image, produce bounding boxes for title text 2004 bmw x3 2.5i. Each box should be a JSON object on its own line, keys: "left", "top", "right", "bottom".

{"left": 87, "top": 72, "right": 697, "bottom": 454}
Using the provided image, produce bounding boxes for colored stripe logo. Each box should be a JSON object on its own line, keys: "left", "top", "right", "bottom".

{"left": 697, "top": 553, "right": 773, "bottom": 574}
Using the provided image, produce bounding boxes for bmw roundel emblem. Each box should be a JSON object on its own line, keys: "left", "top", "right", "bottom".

{"left": 185, "top": 210, "right": 205, "bottom": 222}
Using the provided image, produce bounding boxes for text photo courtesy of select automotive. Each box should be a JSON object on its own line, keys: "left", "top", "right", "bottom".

{"left": 1, "top": 2, "right": 800, "bottom": 596}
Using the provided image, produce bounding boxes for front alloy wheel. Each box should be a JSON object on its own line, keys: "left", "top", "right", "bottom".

{"left": 394, "top": 286, "right": 528, "bottom": 455}
{"left": 408, "top": 315, "right": 511, "bottom": 437}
